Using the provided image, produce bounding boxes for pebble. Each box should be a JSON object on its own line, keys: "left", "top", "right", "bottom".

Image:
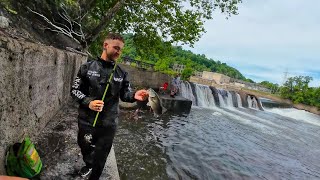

{"left": 0, "top": 16, "right": 9, "bottom": 29}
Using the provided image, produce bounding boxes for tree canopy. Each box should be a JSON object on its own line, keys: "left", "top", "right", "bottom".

{"left": 117, "top": 34, "right": 247, "bottom": 81}
{"left": 6, "top": 0, "right": 242, "bottom": 51}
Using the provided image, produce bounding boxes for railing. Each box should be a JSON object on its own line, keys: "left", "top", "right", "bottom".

{"left": 122, "top": 56, "right": 154, "bottom": 70}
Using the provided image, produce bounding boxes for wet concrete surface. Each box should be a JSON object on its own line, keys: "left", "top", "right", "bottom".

{"left": 160, "top": 95, "right": 192, "bottom": 114}
{"left": 33, "top": 102, "right": 119, "bottom": 180}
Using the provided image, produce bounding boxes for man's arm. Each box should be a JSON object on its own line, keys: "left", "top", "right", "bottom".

{"left": 70, "top": 64, "right": 95, "bottom": 107}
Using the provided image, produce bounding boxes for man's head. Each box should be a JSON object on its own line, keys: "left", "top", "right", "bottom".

{"left": 101, "top": 33, "right": 124, "bottom": 62}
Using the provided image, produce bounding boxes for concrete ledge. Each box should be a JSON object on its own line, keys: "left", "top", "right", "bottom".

{"left": 160, "top": 95, "right": 192, "bottom": 114}
{"left": 34, "top": 103, "right": 119, "bottom": 180}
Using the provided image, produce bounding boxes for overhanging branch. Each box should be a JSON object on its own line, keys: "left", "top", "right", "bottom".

{"left": 85, "top": 0, "right": 126, "bottom": 46}
{"left": 27, "top": 6, "right": 86, "bottom": 45}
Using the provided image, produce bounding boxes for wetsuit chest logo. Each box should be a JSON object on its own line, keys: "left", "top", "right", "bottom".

{"left": 87, "top": 70, "right": 100, "bottom": 77}
{"left": 113, "top": 77, "right": 123, "bottom": 82}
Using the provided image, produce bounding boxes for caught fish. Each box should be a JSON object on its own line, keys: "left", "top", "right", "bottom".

{"left": 147, "top": 88, "right": 166, "bottom": 117}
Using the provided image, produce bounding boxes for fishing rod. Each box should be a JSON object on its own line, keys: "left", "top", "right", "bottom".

{"left": 92, "top": 62, "right": 118, "bottom": 127}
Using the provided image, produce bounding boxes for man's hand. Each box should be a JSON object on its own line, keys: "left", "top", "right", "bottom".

{"left": 89, "top": 100, "right": 104, "bottom": 112}
{"left": 134, "top": 89, "right": 149, "bottom": 101}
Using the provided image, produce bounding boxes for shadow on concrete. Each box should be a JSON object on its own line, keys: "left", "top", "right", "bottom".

{"left": 33, "top": 102, "right": 119, "bottom": 180}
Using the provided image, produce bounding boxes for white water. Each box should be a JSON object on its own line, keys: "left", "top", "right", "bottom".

{"left": 217, "top": 93, "right": 226, "bottom": 107}
{"left": 266, "top": 108, "right": 320, "bottom": 127}
{"left": 179, "top": 81, "right": 196, "bottom": 105}
{"left": 226, "top": 91, "right": 234, "bottom": 107}
{"left": 179, "top": 81, "right": 320, "bottom": 125}
{"left": 194, "top": 84, "right": 215, "bottom": 107}
{"left": 247, "top": 96, "right": 259, "bottom": 109}
{"left": 236, "top": 93, "right": 243, "bottom": 107}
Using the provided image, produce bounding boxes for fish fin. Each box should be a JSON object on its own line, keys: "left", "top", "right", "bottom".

{"left": 146, "top": 101, "right": 150, "bottom": 106}
{"left": 153, "top": 112, "right": 160, "bottom": 118}
{"left": 162, "top": 106, "right": 167, "bottom": 114}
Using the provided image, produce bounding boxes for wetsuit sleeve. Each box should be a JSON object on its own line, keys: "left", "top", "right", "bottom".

{"left": 120, "top": 72, "right": 136, "bottom": 103}
{"left": 70, "top": 64, "right": 95, "bottom": 107}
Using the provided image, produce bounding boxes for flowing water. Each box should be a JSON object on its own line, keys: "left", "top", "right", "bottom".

{"left": 114, "top": 82, "right": 320, "bottom": 180}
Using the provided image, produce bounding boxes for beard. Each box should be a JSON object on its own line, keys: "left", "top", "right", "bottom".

{"left": 107, "top": 52, "right": 119, "bottom": 62}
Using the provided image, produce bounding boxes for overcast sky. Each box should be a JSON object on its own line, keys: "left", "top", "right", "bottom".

{"left": 183, "top": 0, "right": 320, "bottom": 87}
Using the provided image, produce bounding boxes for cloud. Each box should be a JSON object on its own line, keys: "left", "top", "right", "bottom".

{"left": 183, "top": 0, "right": 320, "bottom": 87}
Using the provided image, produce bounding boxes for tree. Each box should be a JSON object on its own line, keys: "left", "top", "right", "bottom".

{"left": 181, "top": 67, "right": 193, "bottom": 80}
{"left": 9, "top": 0, "right": 242, "bottom": 52}
{"left": 280, "top": 76, "right": 316, "bottom": 105}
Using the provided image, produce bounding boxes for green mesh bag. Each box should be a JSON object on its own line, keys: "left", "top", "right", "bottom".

{"left": 5, "top": 137, "right": 42, "bottom": 178}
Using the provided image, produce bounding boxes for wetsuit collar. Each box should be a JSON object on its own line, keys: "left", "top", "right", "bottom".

{"left": 97, "top": 57, "right": 115, "bottom": 67}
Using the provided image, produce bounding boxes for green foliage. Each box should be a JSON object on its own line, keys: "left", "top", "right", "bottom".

{"left": 259, "top": 81, "right": 279, "bottom": 94}
{"left": 244, "top": 78, "right": 255, "bottom": 83}
{"left": 279, "top": 76, "right": 320, "bottom": 108}
{"left": 170, "top": 46, "right": 246, "bottom": 80}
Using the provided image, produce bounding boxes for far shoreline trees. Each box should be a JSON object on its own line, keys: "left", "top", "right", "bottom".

{"left": 280, "top": 76, "right": 320, "bottom": 108}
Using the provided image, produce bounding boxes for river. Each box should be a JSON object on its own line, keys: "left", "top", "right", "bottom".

{"left": 114, "top": 82, "right": 320, "bottom": 180}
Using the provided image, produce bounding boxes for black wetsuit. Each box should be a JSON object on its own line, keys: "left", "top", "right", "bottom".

{"left": 71, "top": 57, "right": 135, "bottom": 180}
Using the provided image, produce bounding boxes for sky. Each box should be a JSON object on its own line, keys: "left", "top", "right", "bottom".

{"left": 183, "top": 0, "right": 320, "bottom": 87}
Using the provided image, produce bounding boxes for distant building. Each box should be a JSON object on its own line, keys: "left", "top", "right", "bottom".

{"left": 172, "top": 63, "right": 185, "bottom": 73}
{"left": 193, "top": 71, "right": 202, "bottom": 77}
{"left": 121, "top": 56, "right": 154, "bottom": 70}
{"left": 202, "top": 71, "right": 231, "bottom": 84}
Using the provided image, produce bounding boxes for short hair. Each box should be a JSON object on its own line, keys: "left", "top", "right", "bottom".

{"left": 104, "top": 33, "right": 124, "bottom": 43}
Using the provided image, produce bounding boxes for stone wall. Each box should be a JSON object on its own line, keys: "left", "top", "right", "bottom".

{"left": 0, "top": 35, "right": 86, "bottom": 174}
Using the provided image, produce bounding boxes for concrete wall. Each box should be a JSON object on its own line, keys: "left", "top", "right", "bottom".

{"left": 202, "top": 71, "right": 215, "bottom": 81}
{"left": 230, "top": 78, "right": 271, "bottom": 93}
{"left": 119, "top": 64, "right": 172, "bottom": 89}
{"left": 0, "top": 35, "right": 86, "bottom": 174}
{"left": 189, "top": 76, "right": 216, "bottom": 86}
{"left": 202, "top": 71, "right": 230, "bottom": 84}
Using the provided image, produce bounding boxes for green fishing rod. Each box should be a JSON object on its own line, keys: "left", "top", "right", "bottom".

{"left": 92, "top": 63, "right": 118, "bottom": 127}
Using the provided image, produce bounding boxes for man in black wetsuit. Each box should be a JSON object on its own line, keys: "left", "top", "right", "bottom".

{"left": 71, "top": 33, "right": 148, "bottom": 180}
